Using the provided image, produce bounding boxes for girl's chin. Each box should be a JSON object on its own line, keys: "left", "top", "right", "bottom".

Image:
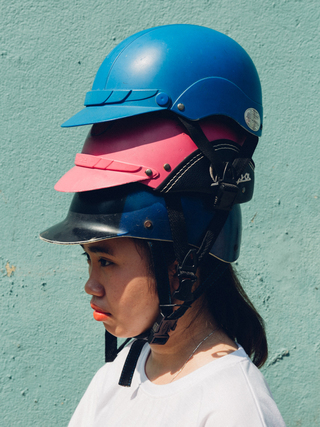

{"left": 103, "top": 324, "right": 151, "bottom": 340}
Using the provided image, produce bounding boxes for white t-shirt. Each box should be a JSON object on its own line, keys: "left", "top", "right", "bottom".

{"left": 68, "top": 343, "right": 286, "bottom": 427}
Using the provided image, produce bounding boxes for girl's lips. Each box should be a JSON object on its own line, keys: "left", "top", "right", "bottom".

{"left": 90, "top": 303, "right": 111, "bottom": 322}
{"left": 93, "top": 311, "right": 111, "bottom": 322}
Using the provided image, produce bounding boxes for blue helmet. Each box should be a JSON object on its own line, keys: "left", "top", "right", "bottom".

{"left": 62, "top": 24, "right": 262, "bottom": 136}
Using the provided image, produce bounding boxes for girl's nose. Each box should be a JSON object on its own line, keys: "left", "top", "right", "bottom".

{"left": 84, "top": 276, "right": 105, "bottom": 297}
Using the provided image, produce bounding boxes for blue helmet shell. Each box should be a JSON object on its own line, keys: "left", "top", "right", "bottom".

{"left": 62, "top": 24, "right": 263, "bottom": 136}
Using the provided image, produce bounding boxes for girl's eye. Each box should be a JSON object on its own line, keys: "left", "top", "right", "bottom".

{"left": 82, "top": 252, "right": 91, "bottom": 263}
{"left": 99, "top": 258, "right": 112, "bottom": 267}
{"left": 82, "top": 252, "right": 112, "bottom": 267}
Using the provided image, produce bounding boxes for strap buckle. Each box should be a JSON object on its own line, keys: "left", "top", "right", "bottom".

{"left": 148, "top": 312, "right": 177, "bottom": 345}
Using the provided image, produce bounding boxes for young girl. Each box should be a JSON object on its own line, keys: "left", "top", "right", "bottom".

{"left": 41, "top": 25, "right": 286, "bottom": 426}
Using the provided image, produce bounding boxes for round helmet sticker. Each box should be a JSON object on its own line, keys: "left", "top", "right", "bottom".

{"left": 244, "top": 108, "right": 261, "bottom": 132}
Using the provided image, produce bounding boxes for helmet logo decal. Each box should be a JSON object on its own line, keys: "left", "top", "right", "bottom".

{"left": 209, "top": 166, "right": 251, "bottom": 186}
{"left": 244, "top": 108, "right": 261, "bottom": 132}
{"left": 236, "top": 173, "right": 251, "bottom": 185}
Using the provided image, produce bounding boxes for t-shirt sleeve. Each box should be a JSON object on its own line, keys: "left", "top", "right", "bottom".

{"left": 200, "top": 360, "right": 287, "bottom": 427}
{"left": 68, "top": 366, "right": 105, "bottom": 427}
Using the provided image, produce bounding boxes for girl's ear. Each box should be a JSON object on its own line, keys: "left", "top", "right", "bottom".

{"left": 168, "top": 260, "right": 179, "bottom": 292}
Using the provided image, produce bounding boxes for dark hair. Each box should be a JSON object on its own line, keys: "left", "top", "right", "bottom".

{"left": 199, "top": 255, "right": 268, "bottom": 368}
{"left": 134, "top": 239, "right": 268, "bottom": 368}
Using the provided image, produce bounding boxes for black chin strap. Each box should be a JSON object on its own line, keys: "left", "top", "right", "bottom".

{"left": 117, "top": 239, "right": 179, "bottom": 387}
{"left": 106, "top": 118, "right": 258, "bottom": 387}
{"left": 105, "top": 332, "right": 132, "bottom": 363}
{"left": 118, "top": 339, "right": 147, "bottom": 386}
{"left": 117, "top": 259, "right": 228, "bottom": 387}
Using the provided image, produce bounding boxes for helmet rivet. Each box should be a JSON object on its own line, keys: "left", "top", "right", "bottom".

{"left": 177, "top": 103, "right": 185, "bottom": 111}
{"left": 163, "top": 163, "right": 171, "bottom": 172}
{"left": 156, "top": 92, "right": 170, "bottom": 107}
{"left": 242, "top": 187, "right": 246, "bottom": 193}
{"left": 145, "top": 169, "right": 153, "bottom": 177}
{"left": 144, "top": 220, "right": 153, "bottom": 229}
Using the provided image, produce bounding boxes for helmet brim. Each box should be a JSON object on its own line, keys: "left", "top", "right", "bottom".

{"left": 40, "top": 185, "right": 242, "bottom": 263}
{"left": 54, "top": 165, "right": 149, "bottom": 193}
{"left": 61, "top": 105, "right": 163, "bottom": 128}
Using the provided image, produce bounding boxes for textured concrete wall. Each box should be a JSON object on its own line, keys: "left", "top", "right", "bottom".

{"left": 1, "top": 0, "right": 319, "bottom": 425}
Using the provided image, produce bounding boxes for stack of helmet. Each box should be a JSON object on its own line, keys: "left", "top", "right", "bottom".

{"left": 40, "top": 24, "right": 262, "bottom": 386}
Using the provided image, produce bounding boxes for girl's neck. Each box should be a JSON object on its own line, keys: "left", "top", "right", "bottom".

{"left": 145, "top": 307, "right": 237, "bottom": 385}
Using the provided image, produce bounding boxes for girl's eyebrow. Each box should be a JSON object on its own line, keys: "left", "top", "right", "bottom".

{"left": 81, "top": 244, "right": 114, "bottom": 256}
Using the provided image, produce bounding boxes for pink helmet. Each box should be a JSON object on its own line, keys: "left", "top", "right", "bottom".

{"left": 55, "top": 113, "right": 252, "bottom": 203}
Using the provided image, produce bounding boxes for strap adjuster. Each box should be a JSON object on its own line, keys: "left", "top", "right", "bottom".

{"left": 212, "top": 163, "right": 239, "bottom": 210}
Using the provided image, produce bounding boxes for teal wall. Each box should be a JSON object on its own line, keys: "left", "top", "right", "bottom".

{"left": 1, "top": 0, "right": 319, "bottom": 425}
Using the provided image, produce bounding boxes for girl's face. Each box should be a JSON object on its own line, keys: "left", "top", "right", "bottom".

{"left": 83, "top": 238, "right": 159, "bottom": 338}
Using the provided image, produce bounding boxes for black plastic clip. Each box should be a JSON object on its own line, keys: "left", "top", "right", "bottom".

{"left": 148, "top": 312, "right": 178, "bottom": 345}
{"left": 212, "top": 163, "right": 239, "bottom": 211}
